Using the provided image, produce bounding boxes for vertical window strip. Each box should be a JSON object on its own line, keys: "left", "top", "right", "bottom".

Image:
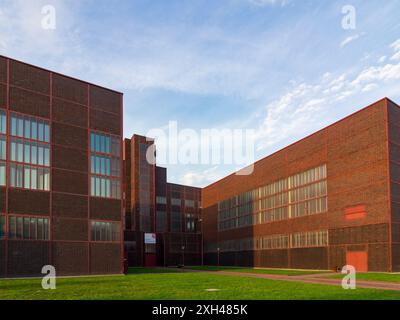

{"left": 90, "top": 131, "right": 121, "bottom": 199}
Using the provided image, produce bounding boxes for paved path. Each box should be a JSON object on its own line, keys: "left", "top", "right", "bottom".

{"left": 185, "top": 269, "right": 400, "bottom": 291}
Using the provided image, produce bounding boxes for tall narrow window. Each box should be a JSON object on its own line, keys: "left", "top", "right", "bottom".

{"left": 90, "top": 131, "right": 121, "bottom": 199}
{"left": 0, "top": 110, "right": 6, "bottom": 186}
{"left": 9, "top": 113, "right": 50, "bottom": 191}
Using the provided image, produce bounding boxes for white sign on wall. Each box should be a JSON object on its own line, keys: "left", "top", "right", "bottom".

{"left": 145, "top": 233, "right": 157, "bottom": 244}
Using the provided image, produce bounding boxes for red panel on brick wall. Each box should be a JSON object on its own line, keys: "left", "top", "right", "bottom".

{"left": 345, "top": 205, "right": 366, "bottom": 220}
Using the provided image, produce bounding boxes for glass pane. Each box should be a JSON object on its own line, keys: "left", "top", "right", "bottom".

{"left": 17, "top": 117, "right": 23, "bottom": 137}
{"left": 38, "top": 146, "right": 44, "bottom": 165}
{"left": 0, "top": 112, "right": 6, "bottom": 134}
{"left": 11, "top": 115, "right": 17, "bottom": 136}
{"left": 44, "top": 219, "right": 49, "bottom": 240}
{"left": 16, "top": 165, "right": 23, "bottom": 188}
{"left": 24, "top": 143, "right": 30, "bottom": 164}
{"left": 0, "top": 162, "right": 5, "bottom": 186}
{"left": 38, "top": 120, "right": 44, "bottom": 141}
{"left": 24, "top": 167, "right": 31, "bottom": 189}
{"left": 31, "top": 168, "right": 37, "bottom": 190}
{"left": 38, "top": 168, "right": 44, "bottom": 190}
{"left": 44, "top": 169, "right": 50, "bottom": 191}
{"left": 37, "top": 219, "right": 43, "bottom": 240}
{"left": 91, "top": 176, "right": 95, "bottom": 196}
{"left": 10, "top": 140, "right": 16, "bottom": 162}
{"left": 0, "top": 215, "right": 5, "bottom": 239}
{"left": 44, "top": 123, "right": 50, "bottom": 143}
{"left": 17, "top": 141, "right": 23, "bottom": 162}
{"left": 105, "top": 136, "right": 110, "bottom": 154}
{"left": 95, "top": 222, "right": 101, "bottom": 240}
{"left": 90, "top": 132, "right": 95, "bottom": 151}
{"left": 101, "top": 134, "right": 105, "bottom": 153}
{"left": 16, "top": 217, "right": 23, "bottom": 239}
{"left": 31, "top": 143, "right": 37, "bottom": 165}
{"left": 9, "top": 216, "right": 16, "bottom": 239}
{"left": 23, "top": 217, "right": 30, "bottom": 239}
{"left": 0, "top": 137, "right": 6, "bottom": 160}
{"left": 44, "top": 146, "right": 50, "bottom": 167}
{"left": 101, "top": 222, "right": 106, "bottom": 241}
{"left": 96, "top": 134, "right": 100, "bottom": 152}
{"left": 24, "top": 118, "right": 30, "bottom": 139}
{"left": 29, "top": 218, "right": 36, "bottom": 240}
{"left": 31, "top": 119, "right": 37, "bottom": 140}
{"left": 90, "top": 221, "right": 95, "bottom": 240}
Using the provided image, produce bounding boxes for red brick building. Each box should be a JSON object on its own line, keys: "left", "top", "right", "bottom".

{"left": 0, "top": 56, "right": 124, "bottom": 277}
{"left": 123, "top": 135, "right": 202, "bottom": 267}
{"left": 1, "top": 56, "right": 399, "bottom": 275}
{"left": 202, "top": 98, "right": 400, "bottom": 273}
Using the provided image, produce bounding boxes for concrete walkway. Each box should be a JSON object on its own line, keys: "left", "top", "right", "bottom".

{"left": 186, "top": 269, "right": 400, "bottom": 291}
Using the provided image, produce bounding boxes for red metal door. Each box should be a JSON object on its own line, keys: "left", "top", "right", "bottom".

{"left": 144, "top": 253, "right": 157, "bottom": 267}
{"left": 346, "top": 251, "right": 368, "bottom": 273}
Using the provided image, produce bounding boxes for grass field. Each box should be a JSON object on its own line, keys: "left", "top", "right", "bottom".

{"left": 329, "top": 273, "right": 400, "bottom": 283}
{"left": 186, "top": 266, "right": 328, "bottom": 276}
{"left": 1, "top": 268, "right": 400, "bottom": 300}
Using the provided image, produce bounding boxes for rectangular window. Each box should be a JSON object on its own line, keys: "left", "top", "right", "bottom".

{"left": 156, "top": 196, "right": 167, "bottom": 205}
{"left": 290, "top": 230, "right": 328, "bottom": 248}
{"left": 217, "top": 165, "right": 328, "bottom": 230}
{"left": 8, "top": 215, "right": 49, "bottom": 240}
{"left": 171, "top": 198, "right": 182, "bottom": 206}
{"left": 0, "top": 110, "right": 6, "bottom": 186}
{"left": 156, "top": 211, "right": 167, "bottom": 232}
{"left": 90, "top": 131, "right": 121, "bottom": 199}
{"left": 9, "top": 113, "right": 50, "bottom": 191}
{"left": 0, "top": 215, "right": 5, "bottom": 239}
{"left": 90, "top": 220, "right": 121, "bottom": 242}
{"left": 171, "top": 212, "right": 181, "bottom": 232}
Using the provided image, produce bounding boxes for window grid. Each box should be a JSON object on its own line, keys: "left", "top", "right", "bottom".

{"left": 8, "top": 112, "right": 51, "bottom": 191}
{"left": 7, "top": 215, "right": 50, "bottom": 241}
{"left": 90, "top": 131, "right": 121, "bottom": 199}
{"left": 206, "top": 231, "right": 328, "bottom": 253}
{"left": 218, "top": 165, "right": 328, "bottom": 231}
{"left": 0, "top": 110, "right": 6, "bottom": 186}
{"left": 90, "top": 220, "right": 121, "bottom": 242}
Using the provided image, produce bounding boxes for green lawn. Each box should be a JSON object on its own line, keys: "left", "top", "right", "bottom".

{"left": 330, "top": 273, "right": 400, "bottom": 283}
{"left": 128, "top": 267, "right": 182, "bottom": 274}
{"left": 186, "top": 266, "right": 328, "bottom": 276}
{"left": 1, "top": 270, "right": 400, "bottom": 300}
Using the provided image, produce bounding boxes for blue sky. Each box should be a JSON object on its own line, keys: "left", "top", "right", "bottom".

{"left": 0, "top": 0, "right": 400, "bottom": 187}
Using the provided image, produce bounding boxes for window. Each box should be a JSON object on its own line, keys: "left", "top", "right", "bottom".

{"left": 217, "top": 165, "right": 328, "bottom": 230}
{"left": 171, "top": 212, "right": 181, "bottom": 232}
{"left": 185, "top": 199, "right": 194, "bottom": 208}
{"left": 291, "top": 230, "right": 328, "bottom": 248}
{"left": 90, "top": 132, "right": 121, "bottom": 199}
{"left": 185, "top": 213, "right": 197, "bottom": 232}
{"left": 0, "top": 110, "right": 6, "bottom": 186}
{"left": 8, "top": 215, "right": 49, "bottom": 240}
{"left": 0, "top": 215, "right": 5, "bottom": 239}
{"left": 171, "top": 198, "right": 182, "bottom": 206}
{"left": 9, "top": 113, "right": 50, "bottom": 191}
{"left": 90, "top": 220, "right": 121, "bottom": 242}
{"left": 156, "top": 211, "right": 167, "bottom": 232}
{"left": 156, "top": 196, "right": 167, "bottom": 205}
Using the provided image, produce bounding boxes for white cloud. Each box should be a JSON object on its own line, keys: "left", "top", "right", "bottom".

{"left": 378, "top": 56, "right": 387, "bottom": 63}
{"left": 255, "top": 39, "right": 400, "bottom": 152}
{"left": 180, "top": 166, "right": 224, "bottom": 186}
{"left": 390, "top": 39, "right": 400, "bottom": 61}
{"left": 340, "top": 33, "right": 364, "bottom": 48}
